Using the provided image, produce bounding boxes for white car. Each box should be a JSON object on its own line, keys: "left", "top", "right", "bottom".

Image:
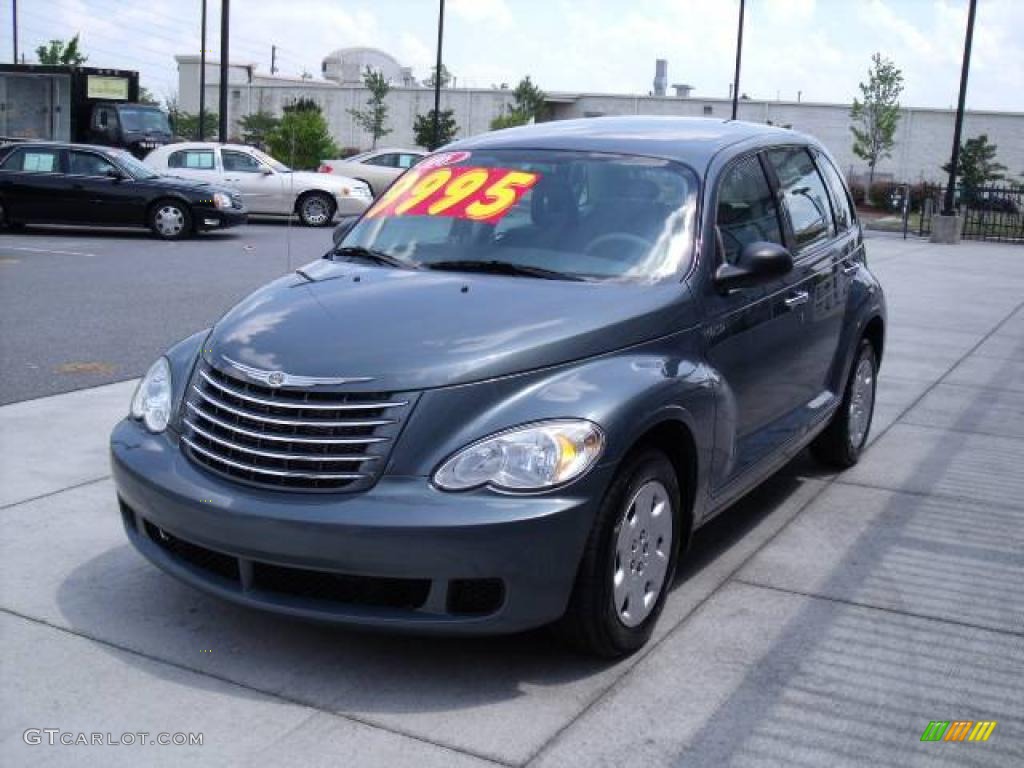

{"left": 318, "top": 148, "right": 426, "bottom": 197}
{"left": 144, "top": 143, "right": 372, "bottom": 226}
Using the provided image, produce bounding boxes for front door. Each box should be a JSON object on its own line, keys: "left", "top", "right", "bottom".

{"left": 704, "top": 152, "right": 813, "bottom": 492}
{"left": 64, "top": 149, "right": 145, "bottom": 225}
{"left": 221, "top": 149, "right": 285, "bottom": 214}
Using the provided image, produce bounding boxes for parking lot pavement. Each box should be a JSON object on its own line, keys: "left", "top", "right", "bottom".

{"left": 2, "top": 236, "right": 1023, "bottom": 767}
{"left": 0, "top": 221, "right": 330, "bottom": 406}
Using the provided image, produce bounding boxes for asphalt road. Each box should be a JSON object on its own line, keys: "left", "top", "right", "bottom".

{"left": 0, "top": 220, "right": 331, "bottom": 406}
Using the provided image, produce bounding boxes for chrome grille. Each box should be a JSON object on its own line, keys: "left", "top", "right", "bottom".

{"left": 180, "top": 360, "right": 414, "bottom": 491}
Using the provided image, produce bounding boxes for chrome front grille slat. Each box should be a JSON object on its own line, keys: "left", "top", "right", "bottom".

{"left": 181, "top": 360, "right": 414, "bottom": 492}
{"left": 198, "top": 369, "right": 408, "bottom": 411}
{"left": 185, "top": 402, "right": 388, "bottom": 445}
{"left": 191, "top": 385, "right": 396, "bottom": 428}
{"left": 181, "top": 437, "right": 366, "bottom": 481}
{"left": 183, "top": 420, "right": 381, "bottom": 463}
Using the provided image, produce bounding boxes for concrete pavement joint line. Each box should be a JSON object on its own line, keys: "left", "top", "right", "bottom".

{"left": 830, "top": 477, "right": 1024, "bottom": 513}
{"left": 524, "top": 297, "right": 1024, "bottom": 767}
{"left": 0, "top": 607, "right": 512, "bottom": 768}
{"left": 732, "top": 579, "right": 1024, "bottom": 639}
{"left": 1, "top": 375, "right": 140, "bottom": 408}
{"left": 0, "top": 475, "right": 111, "bottom": 512}
{"left": 3, "top": 246, "right": 98, "bottom": 257}
{"left": 522, "top": 477, "right": 835, "bottom": 766}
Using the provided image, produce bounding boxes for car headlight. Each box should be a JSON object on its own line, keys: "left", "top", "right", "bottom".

{"left": 130, "top": 357, "right": 173, "bottom": 433}
{"left": 213, "top": 192, "right": 232, "bottom": 209}
{"left": 433, "top": 420, "right": 604, "bottom": 492}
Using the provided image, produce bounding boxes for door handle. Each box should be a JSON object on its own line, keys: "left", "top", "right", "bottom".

{"left": 784, "top": 291, "right": 809, "bottom": 308}
{"left": 842, "top": 261, "right": 859, "bottom": 275}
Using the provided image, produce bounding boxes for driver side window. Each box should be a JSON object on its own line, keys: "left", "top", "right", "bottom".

{"left": 222, "top": 150, "right": 263, "bottom": 173}
{"left": 716, "top": 154, "right": 784, "bottom": 264}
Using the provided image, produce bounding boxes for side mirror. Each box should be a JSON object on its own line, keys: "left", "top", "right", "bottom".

{"left": 715, "top": 241, "right": 793, "bottom": 292}
{"left": 261, "top": 167, "right": 273, "bottom": 175}
{"left": 105, "top": 167, "right": 126, "bottom": 181}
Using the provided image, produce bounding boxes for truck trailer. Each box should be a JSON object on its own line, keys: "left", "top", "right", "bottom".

{"left": 0, "top": 64, "right": 173, "bottom": 158}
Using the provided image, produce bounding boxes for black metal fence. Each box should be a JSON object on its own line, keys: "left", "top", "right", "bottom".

{"left": 918, "top": 184, "right": 1024, "bottom": 243}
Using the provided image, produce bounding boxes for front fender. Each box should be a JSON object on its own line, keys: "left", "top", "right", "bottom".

{"left": 386, "top": 329, "right": 715, "bottom": 502}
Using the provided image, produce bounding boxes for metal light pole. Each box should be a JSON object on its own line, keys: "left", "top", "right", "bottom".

{"left": 731, "top": 0, "right": 745, "bottom": 120}
{"left": 942, "top": 0, "right": 977, "bottom": 216}
{"left": 11, "top": 0, "right": 17, "bottom": 64}
{"left": 218, "top": 0, "right": 230, "bottom": 143}
{"left": 198, "top": 0, "right": 207, "bottom": 140}
{"left": 432, "top": 0, "right": 445, "bottom": 149}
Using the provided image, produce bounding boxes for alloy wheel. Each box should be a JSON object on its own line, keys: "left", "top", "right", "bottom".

{"left": 154, "top": 205, "right": 185, "bottom": 237}
{"left": 847, "top": 354, "right": 875, "bottom": 449}
{"left": 302, "top": 196, "right": 330, "bottom": 226}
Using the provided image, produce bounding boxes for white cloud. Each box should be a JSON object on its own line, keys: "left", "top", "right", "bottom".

{"left": 449, "top": 0, "right": 513, "bottom": 28}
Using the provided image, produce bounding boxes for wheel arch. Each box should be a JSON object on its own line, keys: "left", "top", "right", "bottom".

{"left": 863, "top": 314, "right": 885, "bottom": 364}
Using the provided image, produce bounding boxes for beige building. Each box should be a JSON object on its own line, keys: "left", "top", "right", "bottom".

{"left": 176, "top": 51, "right": 1024, "bottom": 184}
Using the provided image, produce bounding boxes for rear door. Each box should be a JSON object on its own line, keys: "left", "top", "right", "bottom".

{"left": 165, "top": 148, "right": 220, "bottom": 185}
{"left": 763, "top": 147, "right": 845, "bottom": 415}
{"left": 704, "top": 152, "right": 812, "bottom": 490}
{"left": 0, "top": 145, "right": 68, "bottom": 222}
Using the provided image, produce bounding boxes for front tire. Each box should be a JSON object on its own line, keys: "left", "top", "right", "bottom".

{"left": 557, "top": 450, "right": 682, "bottom": 658}
{"left": 149, "top": 200, "right": 192, "bottom": 240}
{"left": 297, "top": 192, "right": 336, "bottom": 227}
{"left": 811, "top": 338, "right": 877, "bottom": 468}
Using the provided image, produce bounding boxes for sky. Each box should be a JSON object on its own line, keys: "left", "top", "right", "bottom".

{"left": 3, "top": 0, "right": 1023, "bottom": 111}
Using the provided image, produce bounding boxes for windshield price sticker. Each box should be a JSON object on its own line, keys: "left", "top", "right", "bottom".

{"left": 367, "top": 167, "right": 541, "bottom": 224}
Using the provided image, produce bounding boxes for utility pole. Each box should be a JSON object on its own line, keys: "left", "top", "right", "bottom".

{"left": 218, "top": 0, "right": 229, "bottom": 143}
{"left": 198, "top": 0, "right": 207, "bottom": 140}
{"left": 271, "top": 45, "right": 278, "bottom": 74}
{"left": 942, "top": 0, "right": 977, "bottom": 216}
{"left": 432, "top": 0, "right": 445, "bottom": 149}
{"left": 11, "top": 0, "right": 17, "bottom": 64}
{"left": 731, "top": 0, "right": 745, "bottom": 120}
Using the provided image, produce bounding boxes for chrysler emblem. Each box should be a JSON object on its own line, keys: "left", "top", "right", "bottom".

{"left": 221, "top": 355, "right": 373, "bottom": 387}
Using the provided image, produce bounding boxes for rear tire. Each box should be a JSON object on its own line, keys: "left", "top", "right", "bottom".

{"left": 556, "top": 450, "right": 682, "bottom": 658}
{"left": 811, "top": 338, "right": 877, "bottom": 468}
{"left": 149, "top": 200, "right": 192, "bottom": 240}
{"left": 297, "top": 192, "right": 336, "bottom": 227}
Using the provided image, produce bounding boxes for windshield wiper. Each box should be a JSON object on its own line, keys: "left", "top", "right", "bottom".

{"left": 424, "top": 259, "right": 583, "bottom": 281}
{"left": 331, "top": 246, "right": 417, "bottom": 270}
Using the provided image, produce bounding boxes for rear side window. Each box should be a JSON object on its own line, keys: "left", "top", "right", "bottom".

{"left": 716, "top": 154, "right": 784, "bottom": 264}
{"left": 766, "top": 147, "right": 835, "bottom": 251}
{"left": 0, "top": 148, "right": 60, "bottom": 173}
{"left": 168, "top": 150, "right": 215, "bottom": 170}
{"left": 814, "top": 151, "right": 855, "bottom": 231}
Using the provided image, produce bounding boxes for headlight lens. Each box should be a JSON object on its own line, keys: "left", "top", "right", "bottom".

{"left": 213, "top": 192, "right": 232, "bottom": 209}
{"left": 130, "top": 357, "right": 173, "bottom": 433}
{"left": 434, "top": 420, "right": 604, "bottom": 492}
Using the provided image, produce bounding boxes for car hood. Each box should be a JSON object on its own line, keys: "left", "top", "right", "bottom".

{"left": 204, "top": 260, "right": 697, "bottom": 392}
{"left": 290, "top": 170, "right": 360, "bottom": 190}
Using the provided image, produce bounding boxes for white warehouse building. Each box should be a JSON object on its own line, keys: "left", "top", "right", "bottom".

{"left": 176, "top": 50, "right": 1024, "bottom": 183}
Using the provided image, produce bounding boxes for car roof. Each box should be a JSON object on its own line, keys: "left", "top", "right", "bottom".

{"left": 0, "top": 141, "right": 125, "bottom": 154}
{"left": 447, "top": 116, "right": 812, "bottom": 169}
{"left": 154, "top": 142, "right": 252, "bottom": 152}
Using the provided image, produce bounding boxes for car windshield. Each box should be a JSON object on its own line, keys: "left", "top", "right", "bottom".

{"left": 250, "top": 148, "right": 291, "bottom": 173}
{"left": 340, "top": 149, "right": 699, "bottom": 282}
{"left": 117, "top": 107, "right": 171, "bottom": 135}
{"left": 109, "top": 150, "right": 160, "bottom": 180}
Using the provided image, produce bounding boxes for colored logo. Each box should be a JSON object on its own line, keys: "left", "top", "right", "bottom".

{"left": 920, "top": 721, "right": 997, "bottom": 742}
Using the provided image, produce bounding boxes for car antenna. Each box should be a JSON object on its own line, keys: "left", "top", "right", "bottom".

{"left": 286, "top": 126, "right": 295, "bottom": 273}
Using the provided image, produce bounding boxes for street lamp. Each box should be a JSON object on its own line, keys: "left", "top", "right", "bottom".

{"left": 198, "top": 0, "right": 207, "bottom": 141}
{"left": 432, "top": 0, "right": 445, "bottom": 149}
{"left": 731, "top": 0, "right": 745, "bottom": 120}
{"left": 942, "top": 0, "right": 978, "bottom": 216}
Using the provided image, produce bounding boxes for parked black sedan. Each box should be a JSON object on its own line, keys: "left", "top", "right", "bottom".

{"left": 0, "top": 141, "right": 246, "bottom": 239}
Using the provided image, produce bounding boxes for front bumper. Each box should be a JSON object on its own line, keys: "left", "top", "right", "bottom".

{"left": 335, "top": 196, "right": 372, "bottom": 217}
{"left": 195, "top": 207, "right": 248, "bottom": 231}
{"left": 110, "top": 418, "right": 604, "bottom": 634}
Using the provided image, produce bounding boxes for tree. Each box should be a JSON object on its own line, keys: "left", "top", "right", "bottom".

{"left": 942, "top": 134, "right": 1007, "bottom": 201}
{"left": 413, "top": 109, "right": 459, "bottom": 150}
{"left": 266, "top": 100, "right": 338, "bottom": 170}
{"left": 138, "top": 87, "right": 160, "bottom": 106}
{"left": 489, "top": 75, "right": 546, "bottom": 131}
{"left": 849, "top": 53, "right": 904, "bottom": 204}
{"left": 238, "top": 110, "right": 280, "bottom": 148}
{"left": 170, "top": 111, "right": 218, "bottom": 140}
{"left": 348, "top": 67, "right": 392, "bottom": 148}
{"left": 424, "top": 64, "right": 452, "bottom": 89}
{"left": 36, "top": 34, "right": 88, "bottom": 65}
